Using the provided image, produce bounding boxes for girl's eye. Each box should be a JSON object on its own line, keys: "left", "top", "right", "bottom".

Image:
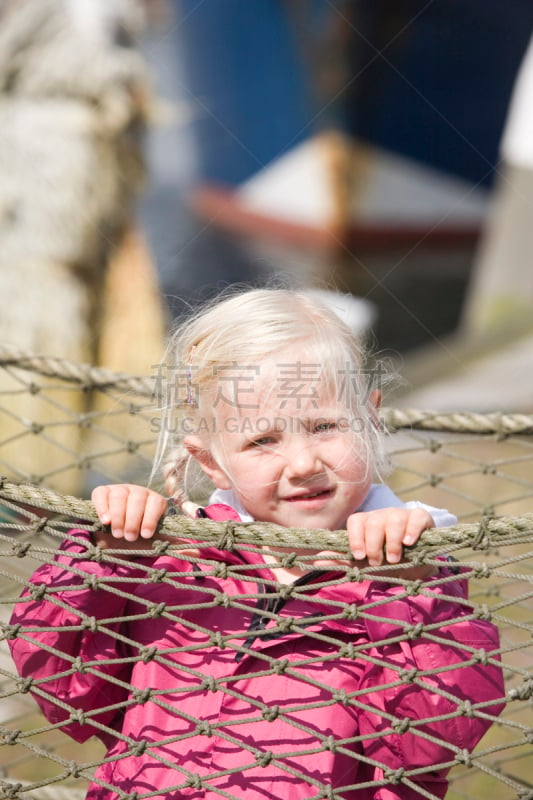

{"left": 247, "top": 436, "right": 275, "bottom": 448}
{"left": 314, "top": 421, "right": 337, "bottom": 433}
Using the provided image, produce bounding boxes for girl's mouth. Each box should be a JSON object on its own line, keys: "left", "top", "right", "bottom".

{"left": 284, "top": 488, "right": 333, "bottom": 504}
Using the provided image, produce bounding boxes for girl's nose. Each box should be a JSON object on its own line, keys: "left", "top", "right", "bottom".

{"left": 285, "top": 442, "right": 323, "bottom": 479}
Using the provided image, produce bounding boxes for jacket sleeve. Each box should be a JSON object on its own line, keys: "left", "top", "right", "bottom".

{"left": 8, "top": 530, "right": 145, "bottom": 745}
{"left": 357, "top": 566, "right": 505, "bottom": 799}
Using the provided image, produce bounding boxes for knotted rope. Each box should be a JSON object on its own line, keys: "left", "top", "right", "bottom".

{"left": 2, "top": 478, "right": 532, "bottom": 558}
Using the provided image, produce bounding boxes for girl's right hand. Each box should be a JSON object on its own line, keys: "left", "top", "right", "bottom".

{"left": 91, "top": 484, "right": 168, "bottom": 549}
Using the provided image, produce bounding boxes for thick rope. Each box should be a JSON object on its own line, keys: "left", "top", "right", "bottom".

{"left": 381, "top": 407, "right": 533, "bottom": 435}
{"left": 1, "top": 478, "right": 532, "bottom": 557}
{"left": 0, "top": 343, "right": 154, "bottom": 395}
{"left": 3, "top": 343, "right": 533, "bottom": 434}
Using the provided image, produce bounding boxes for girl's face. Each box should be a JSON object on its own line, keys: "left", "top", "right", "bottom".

{"left": 186, "top": 359, "right": 377, "bottom": 531}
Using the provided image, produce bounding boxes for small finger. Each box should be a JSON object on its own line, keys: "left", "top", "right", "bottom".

{"left": 347, "top": 515, "right": 366, "bottom": 561}
{"left": 91, "top": 486, "right": 111, "bottom": 526}
{"left": 105, "top": 485, "right": 134, "bottom": 539}
{"left": 384, "top": 516, "right": 406, "bottom": 564}
{"left": 122, "top": 491, "right": 154, "bottom": 541}
{"left": 362, "top": 515, "right": 390, "bottom": 566}
{"left": 365, "top": 531, "right": 386, "bottom": 566}
{"left": 140, "top": 494, "right": 168, "bottom": 538}
{"left": 402, "top": 509, "right": 434, "bottom": 546}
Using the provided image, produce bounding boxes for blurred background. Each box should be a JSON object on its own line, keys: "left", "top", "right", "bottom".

{"left": 1, "top": 0, "right": 533, "bottom": 411}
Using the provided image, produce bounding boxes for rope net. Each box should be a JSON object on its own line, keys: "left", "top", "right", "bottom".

{"left": 0, "top": 345, "right": 532, "bottom": 800}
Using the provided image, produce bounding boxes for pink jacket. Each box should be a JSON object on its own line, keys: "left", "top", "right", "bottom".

{"left": 9, "top": 504, "right": 504, "bottom": 800}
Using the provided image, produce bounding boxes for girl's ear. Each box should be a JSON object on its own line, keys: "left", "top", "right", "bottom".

{"left": 183, "top": 435, "right": 232, "bottom": 490}
{"left": 369, "top": 389, "right": 382, "bottom": 410}
{"left": 368, "top": 389, "right": 382, "bottom": 426}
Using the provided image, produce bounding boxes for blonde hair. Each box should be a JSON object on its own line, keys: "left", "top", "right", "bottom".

{"left": 152, "top": 288, "right": 390, "bottom": 506}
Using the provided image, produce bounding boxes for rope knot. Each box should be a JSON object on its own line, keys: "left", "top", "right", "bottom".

{"left": 2, "top": 730, "right": 21, "bottom": 746}
{"left": 343, "top": 604, "right": 358, "bottom": 620}
{"left": 332, "top": 689, "right": 349, "bottom": 705}
{"left": 278, "top": 616, "right": 294, "bottom": 633}
{"left": 140, "top": 645, "right": 158, "bottom": 663}
{"left": 407, "top": 551, "right": 427, "bottom": 568}
{"left": 272, "top": 659, "right": 289, "bottom": 675}
{"left": 67, "top": 761, "right": 81, "bottom": 779}
{"left": 392, "top": 718, "right": 411, "bottom": 734}
{"left": 324, "top": 735, "right": 337, "bottom": 752}
{"left": 256, "top": 750, "right": 274, "bottom": 768}
{"left": 11, "top": 542, "right": 31, "bottom": 558}
{"left": 201, "top": 676, "right": 218, "bottom": 692}
{"left": 384, "top": 767, "right": 405, "bottom": 784}
{"left": 0, "top": 623, "right": 21, "bottom": 641}
{"left": 73, "top": 656, "right": 86, "bottom": 674}
{"left": 213, "top": 562, "right": 228, "bottom": 579}
{"left": 339, "top": 642, "right": 357, "bottom": 659}
{"left": 278, "top": 584, "right": 293, "bottom": 599}
{"left": 130, "top": 739, "right": 148, "bottom": 757}
{"left": 472, "top": 516, "right": 493, "bottom": 550}
{"left": 87, "top": 543, "right": 104, "bottom": 562}
{"left": 458, "top": 700, "right": 474, "bottom": 718}
{"left": 83, "top": 574, "right": 101, "bottom": 591}
{"left": 132, "top": 688, "right": 152, "bottom": 705}
{"left": 214, "top": 592, "right": 233, "bottom": 609}
{"left": 185, "top": 774, "right": 204, "bottom": 790}
{"left": 70, "top": 709, "right": 86, "bottom": 725}
{"left": 151, "top": 539, "right": 171, "bottom": 555}
{"left": 149, "top": 602, "right": 166, "bottom": 618}
{"left": 280, "top": 552, "right": 297, "bottom": 568}
{"left": 29, "top": 583, "right": 47, "bottom": 601}
{"left": 15, "top": 677, "right": 33, "bottom": 694}
{"left": 399, "top": 667, "right": 418, "bottom": 683}
{"left": 473, "top": 648, "right": 488, "bottom": 666}
{"left": 455, "top": 749, "right": 474, "bottom": 767}
{"left": 216, "top": 522, "right": 237, "bottom": 551}
{"left": 81, "top": 616, "right": 98, "bottom": 633}
{"left": 476, "top": 604, "right": 492, "bottom": 621}
{"left": 406, "top": 622, "right": 424, "bottom": 639}
{"left": 405, "top": 580, "right": 423, "bottom": 596}
{"left": 209, "top": 631, "right": 225, "bottom": 649}
{"left": 1, "top": 781, "right": 23, "bottom": 799}
{"left": 474, "top": 564, "right": 492, "bottom": 579}
{"left": 149, "top": 569, "right": 168, "bottom": 584}
{"left": 346, "top": 566, "right": 363, "bottom": 582}
{"left": 262, "top": 705, "right": 280, "bottom": 722}
{"left": 509, "top": 678, "right": 533, "bottom": 701}
{"left": 195, "top": 720, "right": 213, "bottom": 737}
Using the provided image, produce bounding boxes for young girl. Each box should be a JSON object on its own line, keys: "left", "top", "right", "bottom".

{"left": 10, "top": 289, "right": 504, "bottom": 800}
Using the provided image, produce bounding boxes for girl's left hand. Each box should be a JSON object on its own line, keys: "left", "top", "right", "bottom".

{"left": 92, "top": 484, "right": 168, "bottom": 545}
{"left": 347, "top": 506, "right": 436, "bottom": 579}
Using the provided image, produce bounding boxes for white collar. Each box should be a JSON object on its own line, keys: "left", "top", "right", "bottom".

{"left": 208, "top": 488, "right": 255, "bottom": 522}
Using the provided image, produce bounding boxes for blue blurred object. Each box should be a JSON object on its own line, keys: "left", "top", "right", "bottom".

{"left": 175, "top": 0, "right": 314, "bottom": 186}
{"left": 347, "top": 0, "right": 533, "bottom": 187}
